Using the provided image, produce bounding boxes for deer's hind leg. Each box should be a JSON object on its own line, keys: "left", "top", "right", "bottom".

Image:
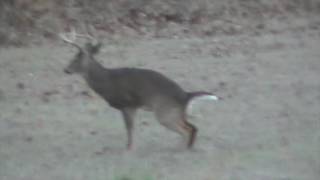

{"left": 154, "top": 105, "right": 197, "bottom": 149}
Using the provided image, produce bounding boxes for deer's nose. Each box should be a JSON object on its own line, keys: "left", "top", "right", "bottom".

{"left": 64, "top": 68, "right": 71, "bottom": 74}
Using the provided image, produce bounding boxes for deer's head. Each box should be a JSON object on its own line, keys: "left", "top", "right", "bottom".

{"left": 60, "top": 30, "right": 102, "bottom": 75}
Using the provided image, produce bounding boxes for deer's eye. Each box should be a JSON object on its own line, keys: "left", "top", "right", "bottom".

{"left": 77, "top": 53, "right": 82, "bottom": 59}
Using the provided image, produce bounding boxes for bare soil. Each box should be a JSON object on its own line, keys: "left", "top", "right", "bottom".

{"left": 0, "top": 16, "right": 319, "bottom": 180}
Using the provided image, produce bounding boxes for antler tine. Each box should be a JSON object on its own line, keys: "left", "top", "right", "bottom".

{"left": 76, "top": 23, "right": 99, "bottom": 44}
{"left": 59, "top": 28, "right": 82, "bottom": 50}
{"left": 87, "top": 24, "right": 98, "bottom": 43}
{"left": 74, "top": 33, "right": 97, "bottom": 43}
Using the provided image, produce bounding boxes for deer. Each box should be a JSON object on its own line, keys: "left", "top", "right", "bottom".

{"left": 60, "top": 30, "right": 219, "bottom": 150}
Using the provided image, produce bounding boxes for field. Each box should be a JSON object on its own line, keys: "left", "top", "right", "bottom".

{"left": 0, "top": 1, "right": 320, "bottom": 180}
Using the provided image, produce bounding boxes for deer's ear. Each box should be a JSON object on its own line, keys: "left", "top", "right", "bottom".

{"left": 85, "top": 42, "right": 102, "bottom": 55}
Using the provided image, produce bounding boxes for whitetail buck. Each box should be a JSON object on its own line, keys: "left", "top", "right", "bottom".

{"left": 60, "top": 30, "right": 219, "bottom": 150}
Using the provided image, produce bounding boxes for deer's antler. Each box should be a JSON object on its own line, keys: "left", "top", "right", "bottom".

{"left": 59, "top": 25, "right": 100, "bottom": 48}
{"left": 59, "top": 28, "right": 82, "bottom": 50}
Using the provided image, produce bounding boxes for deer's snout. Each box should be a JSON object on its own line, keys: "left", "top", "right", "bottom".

{"left": 64, "top": 68, "right": 72, "bottom": 74}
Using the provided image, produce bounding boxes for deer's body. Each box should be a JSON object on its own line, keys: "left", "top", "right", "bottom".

{"left": 62, "top": 34, "right": 218, "bottom": 150}
{"left": 85, "top": 65, "right": 188, "bottom": 110}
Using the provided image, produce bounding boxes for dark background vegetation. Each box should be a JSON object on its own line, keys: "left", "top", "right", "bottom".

{"left": 0, "top": 0, "right": 319, "bottom": 46}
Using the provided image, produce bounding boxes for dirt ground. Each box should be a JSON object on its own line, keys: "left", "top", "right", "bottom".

{"left": 1, "top": 16, "right": 320, "bottom": 180}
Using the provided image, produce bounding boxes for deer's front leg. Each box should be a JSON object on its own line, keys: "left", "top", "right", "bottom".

{"left": 121, "top": 108, "right": 137, "bottom": 150}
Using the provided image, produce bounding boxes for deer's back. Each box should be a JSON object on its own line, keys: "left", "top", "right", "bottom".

{"left": 87, "top": 67, "right": 188, "bottom": 109}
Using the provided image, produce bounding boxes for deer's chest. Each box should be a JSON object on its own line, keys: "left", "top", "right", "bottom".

{"left": 88, "top": 80, "right": 142, "bottom": 109}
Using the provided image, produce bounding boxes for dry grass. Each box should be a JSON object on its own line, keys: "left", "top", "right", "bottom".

{"left": 0, "top": 0, "right": 319, "bottom": 46}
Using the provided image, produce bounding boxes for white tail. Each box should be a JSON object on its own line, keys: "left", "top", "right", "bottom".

{"left": 187, "top": 94, "right": 219, "bottom": 116}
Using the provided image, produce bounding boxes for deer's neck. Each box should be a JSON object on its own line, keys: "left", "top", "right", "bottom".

{"left": 82, "top": 58, "right": 109, "bottom": 81}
